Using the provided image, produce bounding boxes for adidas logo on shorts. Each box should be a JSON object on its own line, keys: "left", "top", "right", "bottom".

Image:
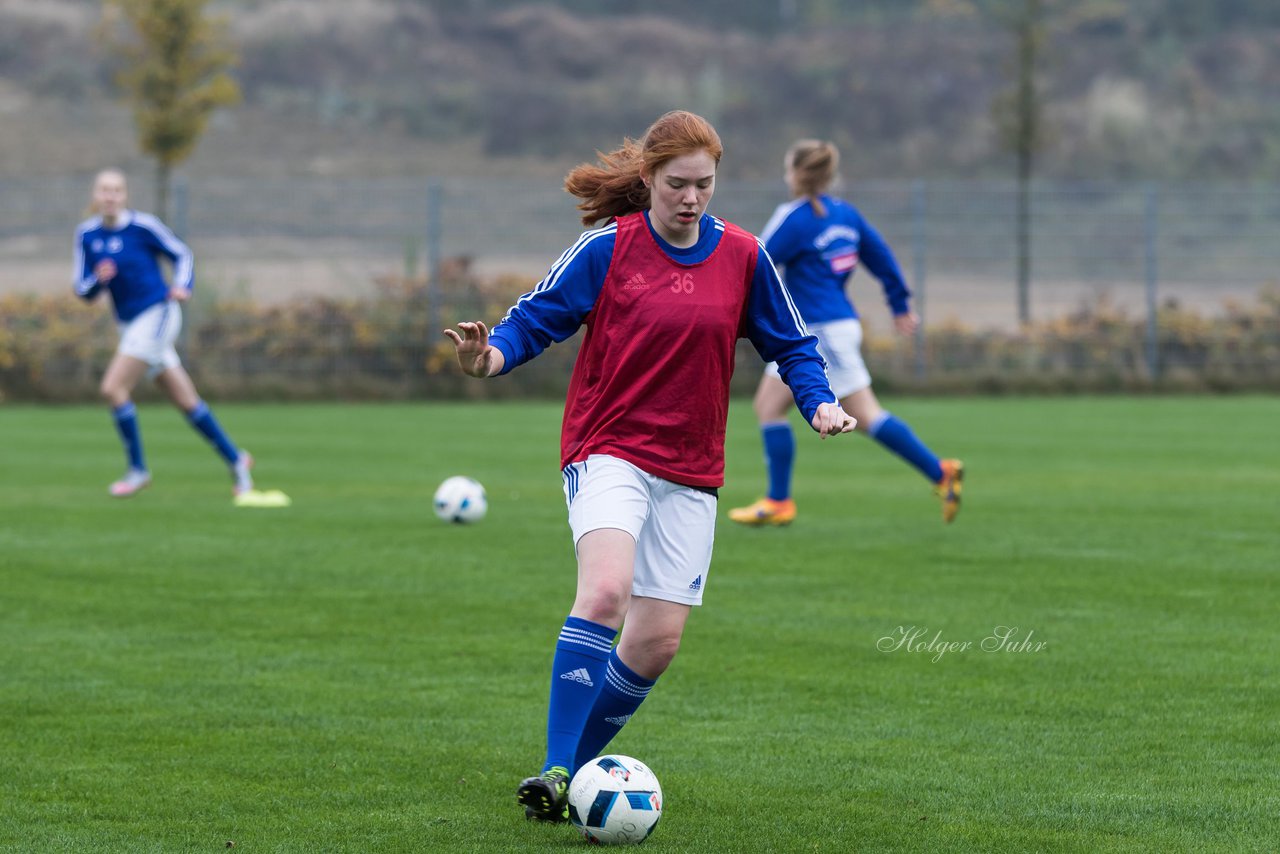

{"left": 559, "top": 667, "right": 594, "bottom": 686}
{"left": 688, "top": 575, "right": 702, "bottom": 591}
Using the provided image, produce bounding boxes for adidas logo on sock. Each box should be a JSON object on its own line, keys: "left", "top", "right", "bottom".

{"left": 604, "top": 714, "right": 632, "bottom": 726}
{"left": 688, "top": 574, "right": 702, "bottom": 591}
{"left": 559, "top": 667, "right": 594, "bottom": 686}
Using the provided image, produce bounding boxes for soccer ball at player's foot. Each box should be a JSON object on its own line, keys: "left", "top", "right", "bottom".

{"left": 568, "top": 755, "right": 663, "bottom": 845}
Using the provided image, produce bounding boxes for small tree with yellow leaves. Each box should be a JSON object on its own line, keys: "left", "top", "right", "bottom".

{"left": 103, "top": 0, "right": 240, "bottom": 221}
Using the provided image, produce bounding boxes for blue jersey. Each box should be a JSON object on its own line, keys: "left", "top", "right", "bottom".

{"left": 760, "top": 194, "right": 911, "bottom": 324}
{"left": 74, "top": 210, "right": 193, "bottom": 322}
{"left": 489, "top": 211, "right": 834, "bottom": 485}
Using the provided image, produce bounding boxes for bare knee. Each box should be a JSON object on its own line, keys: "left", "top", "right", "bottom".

{"left": 99, "top": 380, "right": 129, "bottom": 408}
{"left": 642, "top": 635, "right": 681, "bottom": 675}
{"left": 621, "top": 633, "right": 682, "bottom": 679}
{"left": 751, "top": 396, "right": 777, "bottom": 423}
{"left": 572, "top": 583, "right": 631, "bottom": 627}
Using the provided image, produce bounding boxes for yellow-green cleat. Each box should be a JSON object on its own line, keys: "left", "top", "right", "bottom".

{"left": 517, "top": 766, "right": 570, "bottom": 823}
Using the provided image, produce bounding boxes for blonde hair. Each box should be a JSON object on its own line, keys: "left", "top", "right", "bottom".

{"left": 564, "top": 110, "right": 724, "bottom": 227}
{"left": 786, "top": 139, "right": 839, "bottom": 218}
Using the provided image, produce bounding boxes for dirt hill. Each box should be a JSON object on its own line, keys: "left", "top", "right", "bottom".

{"left": 3, "top": 0, "right": 1279, "bottom": 183}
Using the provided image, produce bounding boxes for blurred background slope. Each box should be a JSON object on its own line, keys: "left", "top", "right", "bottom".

{"left": 2, "top": 0, "right": 1277, "bottom": 399}
{"left": 4, "top": 0, "right": 1279, "bottom": 181}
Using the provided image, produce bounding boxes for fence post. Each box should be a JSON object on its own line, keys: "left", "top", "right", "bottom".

{"left": 173, "top": 176, "right": 190, "bottom": 349}
{"left": 1144, "top": 184, "right": 1160, "bottom": 381}
{"left": 912, "top": 179, "right": 928, "bottom": 380}
{"left": 426, "top": 177, "right": 443, "bottom": 336}
{"left": 171, "top": 176, "right": 189, "bottom": 239}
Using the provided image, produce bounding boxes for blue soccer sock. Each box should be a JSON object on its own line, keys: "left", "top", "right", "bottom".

{"left": 761, "top": 421, "right": 795, "bottom": 501}
{"left": 572, "top": 650, "right": 656, "bottom": 774}
{"left": 186, "top": 400, "right": 240, "bottom": 465}
{"left": 868, "top": 412, "right": 944, "bottom": 483}
{"left": 111, "top": 402, "right": 146, "bottom": 471}
{"left": 543, "top": 616, "right": 618, "bottom": 774}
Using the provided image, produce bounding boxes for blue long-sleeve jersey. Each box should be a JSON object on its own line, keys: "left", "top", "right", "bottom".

{"left": 760, "top": 194, "right": 911, "bottom": 324}
{"left": 490, "top": 212, "right": 835, "bottom": 426}
{"left": 487, "top": 211, "right": 834, "bottom": 487}
{"left": 73, "top": 210, "right": 193, "bottom": 322}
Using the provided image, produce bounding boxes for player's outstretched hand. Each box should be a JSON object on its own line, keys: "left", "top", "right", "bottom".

{"left": 443, "top": 321, "right": 505, "bottom": 378}
{"left": 811, "top": 401, "right": 856, "bottom": 439}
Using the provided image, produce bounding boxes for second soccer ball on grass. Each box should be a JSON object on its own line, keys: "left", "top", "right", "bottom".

{"left": 432, "top": 476, "right": 487, "bottom": 524}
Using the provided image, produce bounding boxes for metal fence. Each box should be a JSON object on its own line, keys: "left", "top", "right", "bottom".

{"left": 3, "top": 175, "right": 1278, "bottom": 388}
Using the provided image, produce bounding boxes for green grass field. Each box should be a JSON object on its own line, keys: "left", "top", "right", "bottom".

{"left": 2, "top": 396, "right": 1277, "bottom": 853}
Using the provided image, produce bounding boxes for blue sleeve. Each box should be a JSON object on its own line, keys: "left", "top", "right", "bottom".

{"left": 854, "top": 212, "right": 911, "bottom": 316}
{"left": 487, "top": 228, "right": 615, "bottom": 374}
{"left": 761, "top": 203, "right": 805, "bottom": 268}
{"left": 742, "top": 244, "right": 836, "bottom": 423}
{"left": 73, "top": 230, "right": 101, "bottom": 300}
{"left": 136, "top": 213, "right": 195, "bottom": 291}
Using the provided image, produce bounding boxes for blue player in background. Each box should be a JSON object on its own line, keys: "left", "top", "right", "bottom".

{"left": 728, "top": 139, "right": 964, "bottom": 526}
{"left": 74, "top": 169, "right": 254, "bottom": 499}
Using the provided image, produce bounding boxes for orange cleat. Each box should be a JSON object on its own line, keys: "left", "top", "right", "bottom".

{"left": 935, "top": 459, "right": 964, "bottom": 523}
{"left": 728, "top": 497, "right": 797, "bottom": 527}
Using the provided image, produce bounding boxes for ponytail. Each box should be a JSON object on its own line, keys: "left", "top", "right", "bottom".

{"left": 786, "top": 140, "right": 839, "bottom": 218}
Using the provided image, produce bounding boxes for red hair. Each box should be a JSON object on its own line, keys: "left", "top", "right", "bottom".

{"left": 564, "top": 110, "right": 723, "bottom": 227}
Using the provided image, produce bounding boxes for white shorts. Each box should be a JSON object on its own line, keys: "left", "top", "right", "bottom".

{"left": 117, "top": 301, "right": 182, "bottom": 378}
{"left": 765, "top": 317, "right": 871, "bottom": 399}
{"left": 562, "top": 454, "right": 716, "bottom": 606}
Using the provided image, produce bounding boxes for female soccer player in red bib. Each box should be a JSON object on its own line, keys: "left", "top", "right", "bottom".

{"left": 444, "top": 111, "right": 855, "bottom": 823}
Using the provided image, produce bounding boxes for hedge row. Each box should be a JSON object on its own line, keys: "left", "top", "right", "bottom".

{"left": 4, "top": 272, "right": 1278, "bottom": 403}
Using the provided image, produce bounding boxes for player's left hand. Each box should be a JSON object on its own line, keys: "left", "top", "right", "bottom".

{"left": 811, "top": 401, "right": 856, "bottom": 438}
{"left": 893, "top": 312, "right": 919, "bottom": 335}
{"left": 169, "top": 286, "right": 191, "bottom": 302}
{"left": 443, "top": 320, "right": 505, "bottom": 377}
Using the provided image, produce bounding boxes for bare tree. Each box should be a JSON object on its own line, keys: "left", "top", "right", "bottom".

{"left": 992, "top": 0, "right": 1048, "bottom": 327}
{"left": 102, "top": 0, "right": 240, "bottom": 221}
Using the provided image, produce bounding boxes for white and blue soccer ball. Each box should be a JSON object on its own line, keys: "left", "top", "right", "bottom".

{"left": 432, "top": 476, "right": 487, "bottom": 524}
{"left": 568, "top": 755, "right": 663, "bottom": 845}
